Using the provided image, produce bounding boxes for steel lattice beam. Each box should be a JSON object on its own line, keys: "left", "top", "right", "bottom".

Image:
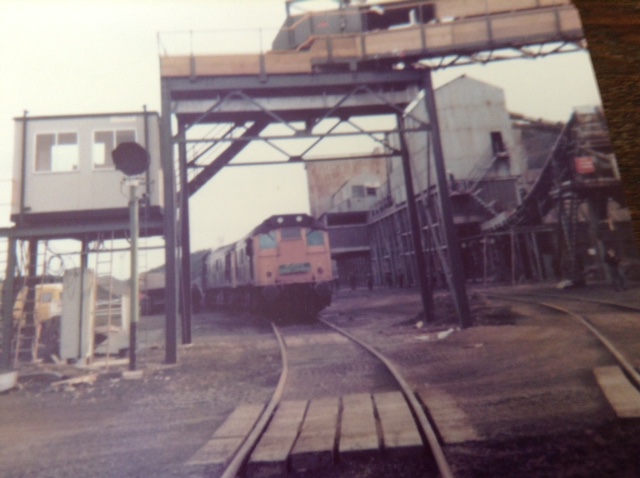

{"left": 187, "top": 119, "right": 270, "bottom": 196}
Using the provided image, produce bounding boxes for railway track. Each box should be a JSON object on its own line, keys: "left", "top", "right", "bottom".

{"left": 487, "top": 290, "right": 640, "bottom": 415}
{"left": 186, "top": 317, "right": 455, "bottom": 478}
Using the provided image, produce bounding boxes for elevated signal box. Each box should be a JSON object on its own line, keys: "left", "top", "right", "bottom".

{"left": 10, "top": 112, "right": 163, "bottom": 230}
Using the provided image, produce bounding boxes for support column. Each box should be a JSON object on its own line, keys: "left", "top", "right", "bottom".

{"left": 129, "top": 182, "right": 139, "bottom": 371}
{"left": 586, "top": 196, "right": 607, "bottom": 280}
{"left": 510, "top": 229, "right": 516, "bottom": 286}
{"left": 531, "top": 231, "right": 544, "bottom": 280}
{"left": 397, "top": 115, "right": 432, "bottom": 321}
{"left": 24, "top": 239, "right": 39, "bottom": 331}
{"left": 422, "top": 70, "right": 472, "bottom": 329}
{"left": 78, "top": 238, "right": 89, "bottom": 364}
{"left": 2, "top": 238, "right": 17, "bottom": 370}
{"left": 19, "top": 239, "right": 40, "bottom": 363}
{"left": 483, "top": 235, "right": 488, "bottom": 285}
{"left": 160, "top": 81, "right": 178, "bottom": 364}
{"left": 178, "top": 121, "right": 192, "bottom": 344}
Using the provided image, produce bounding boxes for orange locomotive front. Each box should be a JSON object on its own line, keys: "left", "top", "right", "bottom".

{"left": 202, "top": 214, "right": 333, "bottom": 320}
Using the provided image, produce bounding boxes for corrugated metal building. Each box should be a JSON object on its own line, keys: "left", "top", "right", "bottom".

{"left": 369, "top": 75, "right": 528, "bottom": 285}
{"left": 306, "top": 75, "right": 568, "bottom": 287}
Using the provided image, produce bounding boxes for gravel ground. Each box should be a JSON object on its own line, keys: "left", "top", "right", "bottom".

{"left": 323, "top": 283, "right": 640, "bottom": 477}
{"left": 2, "top": 283, "right": 640, "bottom": 477}
{"left": 0, "top": 311, "right": 281, "bottom": 478}
{"left": 278, "top": 323, "right": 398, "bottom": 400}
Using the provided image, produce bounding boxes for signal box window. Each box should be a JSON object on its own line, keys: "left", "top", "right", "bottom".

{"left": 35, "top": 132, "right": 79, "bottom": 172}
{"left": 93, "top": 129, "right": 136, "bottom": 169}
{"left": 281, "top": 228, "right": 301, "bottom": 240}
{"left": 259, "top": 233, "right": 277, "bottom": 250}
{"left": 306, "top": 230, "right": 325, "bottom": 246}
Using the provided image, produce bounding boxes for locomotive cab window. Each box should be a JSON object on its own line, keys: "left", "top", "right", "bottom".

{"left": 259, "top": 233, "right": 277, "bottom": 250}
{"left": 306, "top": 230, "right": 325, "bottom": 246}
{"left": 281, "top": 228, "right": 301, "bottom": 240}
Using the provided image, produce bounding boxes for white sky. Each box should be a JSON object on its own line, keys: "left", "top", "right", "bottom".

{"left": 0, "top": 0, "right": 604, "bottom": 274}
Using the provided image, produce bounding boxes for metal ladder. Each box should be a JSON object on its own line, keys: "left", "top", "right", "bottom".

{"left": 12, "top": 241, "right": 49, "bottom": 365}
{"left": 92, "top": 232, "right": 117, "bottom": 367}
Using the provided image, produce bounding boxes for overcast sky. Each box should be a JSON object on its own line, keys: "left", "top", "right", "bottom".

{"left": 0, "top": 0, "right": 604, "bottom": 271}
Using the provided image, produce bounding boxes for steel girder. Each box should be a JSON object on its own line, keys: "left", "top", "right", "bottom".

{"left": 163, "top": 71, "right": 434, "bottom": 198}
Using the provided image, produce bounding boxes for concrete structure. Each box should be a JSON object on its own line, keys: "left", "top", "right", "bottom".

{"left": 308, "top": 163, "right": 386, "bottom": 287}
{"left": 307, "top": 152, "right": 387, "bottom": 218}
{"left": 328, "top": 172, "right": 382, "bottom": 214}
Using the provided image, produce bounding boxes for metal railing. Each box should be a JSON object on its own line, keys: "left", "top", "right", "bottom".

{"left": 157, "top": 28, "right": 280, "bottom": 57}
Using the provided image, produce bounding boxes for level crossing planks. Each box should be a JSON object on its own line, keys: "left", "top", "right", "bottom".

{"left": 185, "top": 403, "right": 265, "bottom": 475}
{"left": 247, "top": 400, "right": 308, "bottom": 477}
{"left": 289, "top": 397, "right": 340, "bottom": 472}
{"left": 339, "top": 393, "right": 380, "bottom": 459}
{"left": 373, "top": 391, "right": 424, "bottom": 457}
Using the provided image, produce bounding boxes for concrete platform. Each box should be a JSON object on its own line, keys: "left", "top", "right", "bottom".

{"left": 339, "top": 393, "right": 380, "bottom": 459}
{"left": 594, "top": 366, "right": 640, "bottom": 418}
{"left": 185, "top": 403, "right": 265, "bottom": 476}
{"left": 373, "top": 391, "right": 424, "bottom": 457}
{"left": 247, "top": 400, "right": 308, "bottom": 478}
{"left": 289, "top": 397, "right": 339, "bottom": 473}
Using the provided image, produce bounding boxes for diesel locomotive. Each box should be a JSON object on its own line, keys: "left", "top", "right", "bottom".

{"left": 201, "top": 214, "right": 334, "bottom": 320}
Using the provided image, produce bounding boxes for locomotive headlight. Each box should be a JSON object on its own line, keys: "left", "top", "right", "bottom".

{"left": 317, "top": 267, "right": 324, "bottom": 275}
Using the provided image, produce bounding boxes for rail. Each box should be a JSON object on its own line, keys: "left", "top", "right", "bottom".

{"left": 487, "top": 291, "right": 640, "bottom": 390}
{"left": 220, "top": 323, "right": 289, "bottom": 478}
{"left": 214, "top": 316, "right": 455, "bottom": 477}
{"left": 321, "top": 318, "right": 455, "bottom": 478}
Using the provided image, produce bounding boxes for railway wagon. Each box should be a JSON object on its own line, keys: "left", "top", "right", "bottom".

{"left": 202, "top": 214, "right": 334, "bottom": 320}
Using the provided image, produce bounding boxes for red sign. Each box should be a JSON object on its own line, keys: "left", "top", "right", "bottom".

{"left": 574, "top": 156, "right": 596, "bottom": 175}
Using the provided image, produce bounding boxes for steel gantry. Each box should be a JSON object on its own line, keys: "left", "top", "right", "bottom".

{"left": 159, "top": 67, "right": 473, "bottom": 361}
{"left": 1, "top": 0, "right": 590, "bottom": 367}
{"left": 158, "top": 0, "right": 586, "bottom": 360}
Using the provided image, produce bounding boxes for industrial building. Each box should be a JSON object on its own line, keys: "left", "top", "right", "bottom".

{"left": 0, "top": 0, "right": 600, "bottom": 367}
{"left": 307, "top": 74, "right": 634, "bottom": 289}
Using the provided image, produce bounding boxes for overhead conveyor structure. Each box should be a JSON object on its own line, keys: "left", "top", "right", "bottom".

{"left": 160, "top": 0, "right": 583, "bottom": 77}
{"left": 158, "top": 0, "right": 588, "bottom": 360}
{"left": 481, "top": 107, "right": 621, "bottom": 284}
